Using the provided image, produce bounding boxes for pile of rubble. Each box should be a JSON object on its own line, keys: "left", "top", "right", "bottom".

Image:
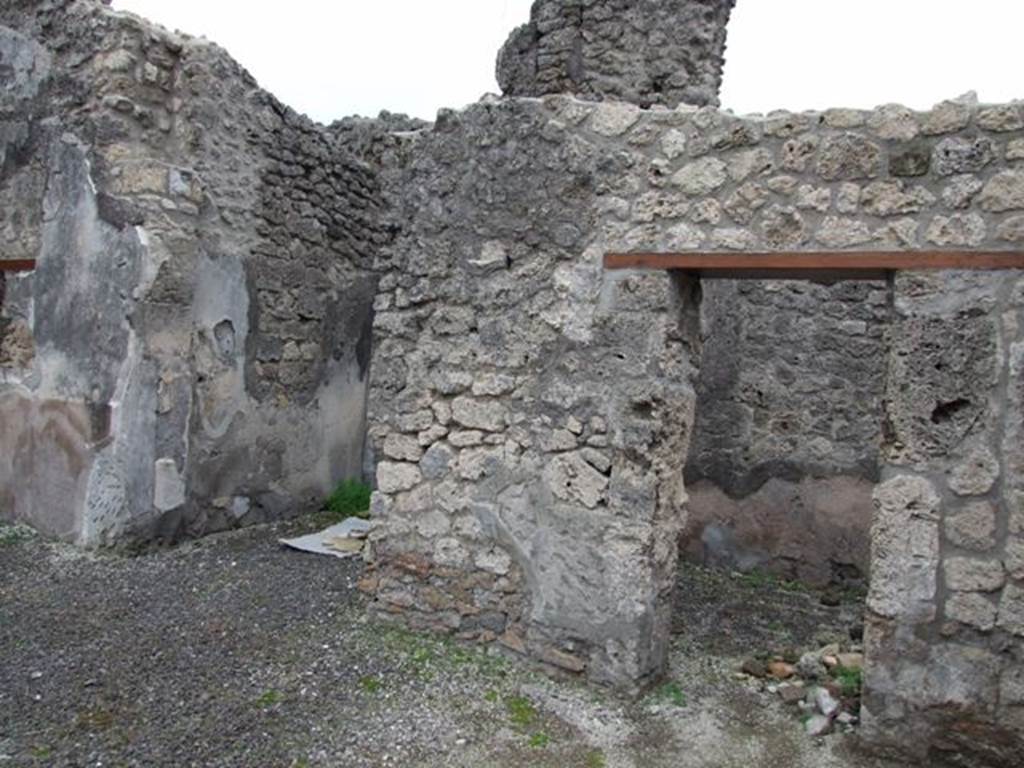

{"left": 738, "top": 643, "right": 864, "bottom": 737}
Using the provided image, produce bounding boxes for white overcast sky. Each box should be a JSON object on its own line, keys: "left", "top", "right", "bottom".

{"left": 112, "top": 1, "right": 1023, "bottom": 124}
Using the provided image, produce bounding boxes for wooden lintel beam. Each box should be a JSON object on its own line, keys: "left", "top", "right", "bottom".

{"left": 604, "top": 251, "right": 1024, "bottom": 275}
{"left": 0, "top": 259, "right": 36, "bottom": 272}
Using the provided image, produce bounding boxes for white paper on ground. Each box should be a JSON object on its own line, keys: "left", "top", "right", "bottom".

{"left": 279, "top": 517, "right": 372, "bottom": 559}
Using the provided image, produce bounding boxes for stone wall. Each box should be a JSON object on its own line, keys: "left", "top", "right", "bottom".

{"left": 681, "top": 277, "right": 888, "bottom": 586}
{"left": 497, "top": 0, "right": 735, "bottom": 109}
{"left": 862, "top": 267, "right": 1024, "bottom": 766}
{"left": 498, "top": 0, "right": 886, "bottom": 588}
{"left": 364, "top": 92, "right": 1024, "bottom": 737}
{"left": 362, "top": 97, "right": 703, "bottom": 691}
{"left": 0, "top": 0, "right": 382, "bottom": 545}
{"left": 4, "top": 1, "right": 1024, "bottom": 761}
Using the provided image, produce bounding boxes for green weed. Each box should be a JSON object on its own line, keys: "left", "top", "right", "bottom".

{"left": 255, "top": 689, "right": 283, "bottom": 708}
{"left": 505, "top": 696, "right": 537, "bottom": 728}
{"left": 832, "top": 665, "right": 863, "bottom": 698}
{"left": 0, "top": 523, "right": 33, "bottom": 547}
{"left": 528, "top": 732, "right": 550, "bottom": 748}
{"left": 653, "top": 681, "right": 687, "bottom": 707}
{"left": 324, "top": 479, "right": 371, "bottom": 520}
{"left": 359, "top": 676, "right": 383, "bottom": 694}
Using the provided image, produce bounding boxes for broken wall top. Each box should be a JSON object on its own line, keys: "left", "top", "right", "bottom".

{"left": 497, "top": 0, "right": 737, "bottom": 109}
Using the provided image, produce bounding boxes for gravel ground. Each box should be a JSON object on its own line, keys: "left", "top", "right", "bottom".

{"left": 0, "top": 518, "right": 907, "bottom": 768}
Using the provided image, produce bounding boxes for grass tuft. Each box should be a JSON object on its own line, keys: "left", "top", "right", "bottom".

{"left": 324, "top": 479, "right": 372, "bottom": 520}
{"left": 653, "top": 680, "right": 687, "bottom": 707}
{"left": 832, "top": 665, "right": 863, "bottom": 698}
{"left": 255, "top": 689, "right": 282, "bottom": 708}
{"left": 359, "top": 676, "right": 383, "bottom": 694}
{"left": 505, "top": 695, "right": 537, "bottom": 728}
{"left": 528, "top": 732, "right": 550, "bottom": 748}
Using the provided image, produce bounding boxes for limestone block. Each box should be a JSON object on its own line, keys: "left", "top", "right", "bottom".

{"left": 945, "top": 591, "right": 997, "bottom": 631}
{"left": 394, "top": 410, "right": 434, "bottom": 433}
{"left": 418, "top": 424, "right": 448, "bottom": 448}
{"left": 980, "top": 170, "right": 1024, "bottom": 212}
{"left": 377, "top": 462, "right": 422, "bottom": 494}
{"left": 997, "top": 583, "right": 1024, "bottom": 636}
{"left": 867, "top": 104, "right": 920, "bottom": 140}
{"left": 1005, "top": 538, "right": 1024, "bottom": 581}
{"left": 449, "top": 430, "right": 484, "bottom": 448}
{"left": 944, "top": 557, "right": 1006, "bottom": 592}
{"left": 451, "top": 397, "right": 506, "bottom": 432}
{"left": 873, "top": 218, "right": 919, "bottom": 248}
{"left": 998, "top": 216, "right": 1024, "bottom": 242}
{"left": 794, "top": 184, "right": 831, "bottom": 212}
{"left": 942, "top": 175, "right": 983, "bottom": 209}
{"left": 861, "top": 181, "right": 935, "bottom": 217}
{"left": 660, "top": 129, "right": 687, "bottom": 160}
{"left": 540, "top": 429, "right": 577, "bottom": 452}
{"left": 921, "top": 99, "right": 972, "bottom": 135}
{"left": 690, "top": 199, "right": 721, "bottom": 223}
{"left": 431, "top": 400, "right": 452, "bottom": 426}
{"left": 662, "top": 222, "right": 705, "bottom": 250}
{"left": 977, "top": 104, "right": 1024, "bottom": 132}
{"left": 723, "top": 183, "right": 768, "bottom": 224}
{"left": 711, "top": 227, "right": 756, "bottom": 250}
{"left": 766, "top": 175, "right": 798, "bottom": 195}
{"left": 817, "top": 216, "right": 871, "bottom": 248}
{"left": 1007, "top": 139, "right": 1024, "bottom": 161}
{"left": 815, "top": 134, "right": 883, "bottom": 180}
{"left": 823, "top": 108, "right": 866, "bottom": 128}
{"left": 781, "top": 136, "right": 818, "bottom": 173}
{"left": 868, "top": 475, "right": 940, "bottom": 622}
{"left": 590, "top": 103, "right": 640, "bottom": 137}
{"left": 419, "top": 443, "right": 454, "bottom": 481}
{"left": 889, "top": 144, "right": 931, "bottom": 177}
{"left": 383, "top": 434, "right": 424, "bottom": 462}
{"left": 933, "top": 137, "right": 995, "bottom": 176}
{"left": 948, "top": 447, "right": 1000, "bottom": 496}
{"left": 581, "top": 447, "right": 612, "bottom": 474}
{"left": 925, "top": 213, "right": 987, "bottom": 247}
{"left": 672, "top": 158, "right": 727, "bottom": 195}
{"left": 760, "top": 205, "right": 806, "bottom": 248}
{"left": 919, "top": 644, "right": 1002, "bottom": 708}
{"left": 727, "top": 148, "right": 774, "bottom": 182}
{"left": 545, "top": 452, "right": 609, "bottom": 509}
{"left": 433, "top": 537, "right": 468, "bottom": 568}
{"left": 456, "top": 446, "right": 505, "bottom": 481}
{"left": 1011, "top": 497, "right": 1024, "bottom": 536}
{"left": 414, "top": 509, "right": 451, "bottom": 539}
{"left": 945, "top": 502, "right": 997, "bottom": 551}
{"left": 835, "top": 183, "right": 861, "bottom": 213}
{"left": 471, "top": 375, "right": 516, "bottom": 397}
{"left": 475, "top": 547, "right": 512, "bottom": 576}
{"left": 1002, "top": 665, "right": 1024, "bottom": 706}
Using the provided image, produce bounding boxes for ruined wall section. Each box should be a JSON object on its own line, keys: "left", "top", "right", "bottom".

{"left": 364, "top": 97, "right": 704, "bottom": 690}
{"left": 497, "top": 0, "right": 735, "bottom": 109}
{"left": 864, "top": 267, "right": 1024, "bottom": 765}
{"left": 365, "top": 95, "right": 1024, "bottom": 726}
{"left": 682, "top": 277, "right": 889, "bottom": 586}
{"left": 0, "top": 0, "right": 383, "bottom": 544}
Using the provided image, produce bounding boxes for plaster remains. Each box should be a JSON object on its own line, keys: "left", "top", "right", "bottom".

{"left": 1, "top": 1, "right": 1023, "bottom": 765}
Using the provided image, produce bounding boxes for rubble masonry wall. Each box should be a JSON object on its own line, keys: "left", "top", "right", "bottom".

{"left": 497, "top": 0, "right": 736, "bottom": 109}
{"left": 0, "top": 0, "right": 382, "bottom": 545}
{"left": 363, "top": 94, "right": 1024, "bottom": 762}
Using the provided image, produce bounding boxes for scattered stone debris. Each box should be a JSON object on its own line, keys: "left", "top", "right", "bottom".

{"left": 738, "top": 637, "right": 864, "bottom": 740}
